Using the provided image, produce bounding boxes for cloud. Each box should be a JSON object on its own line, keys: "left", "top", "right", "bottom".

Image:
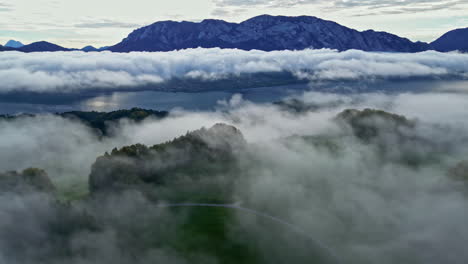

{"left": 2, "top": 91, "right": 468, "bottom": 263}
{"left": 0, "top": 49, "right": 468, "bottom": 93}
{"left": 210, "top": 7, "right": 247, "bottom": 17}
{"left": 349, "top": 0, "right": 466, "bottom": 16}
{"left": 213, "top": 0, "right": 318, "bottom": 7}
{"left": 1, "top": 91, "right": 468, "bottom": 180}
{"left": 74, "top": 19, "right": 141, "bottom": 29}
{"left": 215, "top": 0, "right": 467, "bottom": 9}
{"left": 213, "top": 0, "right": 468, "bottom": 15}
{"left": 0, "top": 2, "right": 12, "bottom": 12}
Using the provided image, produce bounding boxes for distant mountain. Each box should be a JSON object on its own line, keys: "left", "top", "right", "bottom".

{"left": 431, "top": 28, "right": 468, "bottom": 52}
{"left": 0, "top": 44, "right": 16, "bottom": 51}
{"left": 1, "top": 108, "right": 169, "bottom": 136}
{"left": 5, "top": 40, "right": 24, "bottom": 48}
{"left": 81, "top": 45, "right": 110, "bottom": 52}
{"left": 18, "top": 41, "right": 71, "bottom": 52}
{"left": 0, "top": 15, "right": 466, "bottom": 53}
{"left": 109, "top": 15, "right": 429, "bottom": 52}
{"left": 81, "top": 45, "right": 98, "bottom": 52}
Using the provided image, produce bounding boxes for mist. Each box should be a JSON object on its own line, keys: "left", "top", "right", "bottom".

{"left": 1, "top": 89, "right": 468, "bottom": 263}
{"left": 1, "top": 49, "right": 468, "bottom": 93}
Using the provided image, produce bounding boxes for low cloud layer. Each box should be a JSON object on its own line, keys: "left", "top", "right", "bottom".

{"left": 1, "top": 49, "right": 468, "bottom": 93}
{"left": 1, "top": 91, "right": 468, "bottom": 263}
{"left": 1, "top": 91, "right": 467, "bottom": 182}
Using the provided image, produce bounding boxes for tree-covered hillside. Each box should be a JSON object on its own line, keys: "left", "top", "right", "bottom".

{"left": 1, "top": 108, "right": 467, "bottom": 264}
{"left": 0, "top": 108, "right": 168, "bottom": 135}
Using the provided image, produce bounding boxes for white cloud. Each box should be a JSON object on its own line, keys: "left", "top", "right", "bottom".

{"left": 2, "top": 90, "right": 468, "bottom": 263}
{"left": 1, "top": 49, "right": 468, "bottom": 93}
{"left": 74, "top": 18, "right": 141, "bottom": 29}
{"left": 214, "top": 0, "right": 468, "bottom": 13}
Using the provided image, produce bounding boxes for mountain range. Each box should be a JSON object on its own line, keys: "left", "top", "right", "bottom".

{"left": 81, "top": 45, "right": 110, "bottom": 52}
{"left": 109, "top": 15, "right": 430, "bottom": 52}
{"left": 2, "top": 15, "right": 468, "bottom": 53}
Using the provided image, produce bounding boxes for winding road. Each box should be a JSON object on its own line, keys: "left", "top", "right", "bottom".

{"left": 157, "top": 203, "right": 342, "bottom": 264}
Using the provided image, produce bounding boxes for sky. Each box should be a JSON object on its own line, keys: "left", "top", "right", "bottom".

{"left": 0, "top": 0, "right": 467, "bottom": 48}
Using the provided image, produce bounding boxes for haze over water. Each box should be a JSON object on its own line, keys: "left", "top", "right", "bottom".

{"left": 1, "top": 79, "right": 467, "bottom": 114}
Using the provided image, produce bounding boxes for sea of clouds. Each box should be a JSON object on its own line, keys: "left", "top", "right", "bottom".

{"left": 1, "top": 91, "right": 468, "bottom": 263}
{"left": 2, "top": 47, "right": 468, "bottom": 263}
{"left": 1, "top": 48, "right": 468, "bottom": 93}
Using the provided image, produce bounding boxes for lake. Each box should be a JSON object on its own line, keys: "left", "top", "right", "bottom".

{"left": 0, "top": 79, "right": 467, "bottom": 114}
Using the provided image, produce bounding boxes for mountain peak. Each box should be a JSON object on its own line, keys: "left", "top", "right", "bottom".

{"left": 201, "top": 18, "right": 228, "bottom": 23}
{"left": 5, "top": 39, "right": 24, "bottom": 48}
{"left": 81, "top": 45, "right": 98, "bottom": 52}
{"left": 18, "top": 41, "right": 70, "bottom": 52}
{"left": 431, "top": 27, "right": 468, "bottom": 52}
{"left": 243, "top": 14, "right": 319, "bottom": 22}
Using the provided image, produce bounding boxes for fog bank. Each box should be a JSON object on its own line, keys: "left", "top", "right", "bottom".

{"left": 1, "top": 91, "right": 468, "bottom": 263}
{"left": 1, "top": 49, "right": 468, "bottom": 93}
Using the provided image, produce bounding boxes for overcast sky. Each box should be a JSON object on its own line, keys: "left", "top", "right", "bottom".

{"left": 0, "top": 0, "right": 467, "bottom": 48}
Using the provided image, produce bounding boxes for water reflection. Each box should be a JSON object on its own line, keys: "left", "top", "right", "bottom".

{"left": 0, "top": 84, "right": 308, "bottom": 114}
{"left": 1, "top": 80, "right": 467, "bottom": 114}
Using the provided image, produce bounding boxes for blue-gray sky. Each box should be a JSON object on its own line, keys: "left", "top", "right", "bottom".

{"left": 0, "top": 0, "right": 467, "bottom": 48}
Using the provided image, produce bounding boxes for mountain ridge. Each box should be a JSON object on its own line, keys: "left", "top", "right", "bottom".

{"left": 18, "top": 41, "right": 71, "bottom": 52}
{"left": 109, "top": 14, "right": 431, "bottom": 52}
{"left": 1, "top": 15, "right": 467, "bottom": 53}
{"left": 431, "top": 27, "right": 468, "bottom": 52}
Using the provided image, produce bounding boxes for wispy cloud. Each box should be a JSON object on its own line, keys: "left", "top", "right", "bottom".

{"left": 213, "top": 0, "right": 468, "bottom": 15}
{"left": 74, "top": 18, "right": 141, "bottom": 29}
{"left": 211, "top": 8, "right": 248, "bottom": 17}
{"left": 333, "top": 0, "right": 463, "bottom": 8}
{"left": 0, "top": 2, "right": 13, "bottom": 12}
{"left": 344, "top": 0, "right": 467, "bottom": 16}
{"left": 213, "top": 0, "right": 318, "bottom": 7}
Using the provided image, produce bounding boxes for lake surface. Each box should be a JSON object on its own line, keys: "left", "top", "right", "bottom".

{"left": 1, "top": 79, "right": 467, "bottom": 114}
{"left": 0, "top": 83, "right": 308, "bottom": 114}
